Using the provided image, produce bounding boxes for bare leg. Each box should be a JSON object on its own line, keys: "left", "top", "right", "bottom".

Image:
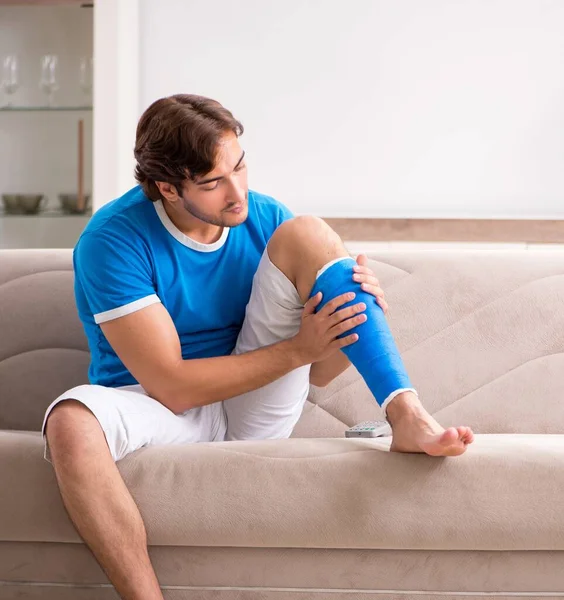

{"left": 268, "top": 216, "right": 474, "bottom": 456}
{"left": 45, "top": 400, "right": 164, "bottom": 600}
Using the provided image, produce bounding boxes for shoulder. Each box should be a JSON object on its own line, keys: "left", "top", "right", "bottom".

{"left": 75, "top": 186, "right": 154, "bottom": 265}
{"left": 82, "top": 186, "right": 154, "bottom": 234}
{"left": 248, "top": 189, "right": 294, "bottom": 226}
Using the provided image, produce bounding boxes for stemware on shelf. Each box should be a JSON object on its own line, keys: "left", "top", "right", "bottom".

{"left": 1, "top": 55, "right": 19, "bottom": 107}
{"left": 79, "top": 56, "right": 93, "bottom": 104}
{"left": 39, "top": 54, "right": 59, "bottom": 107}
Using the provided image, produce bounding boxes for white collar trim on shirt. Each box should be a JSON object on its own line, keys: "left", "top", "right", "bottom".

{"left": 153, "top": 200, "right": 230, "bottom": 252}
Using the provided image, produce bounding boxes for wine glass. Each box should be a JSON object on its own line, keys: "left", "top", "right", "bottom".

{"left": 1, "top": 55, "right": 19, "bottom": 107}
{"left": 39, "top": 54, "right": 59, "bottom": 107}
{"left": 79, "top": 56, "right": 93, "bottom": 105}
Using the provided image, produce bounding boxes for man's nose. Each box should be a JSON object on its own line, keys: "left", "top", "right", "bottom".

{"left": 226, "top": 176, "right": 246, "bottom": 203}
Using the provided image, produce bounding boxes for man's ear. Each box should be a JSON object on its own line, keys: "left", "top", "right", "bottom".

{"left": 155, "top": 181, "right": 180, "bottom": 204}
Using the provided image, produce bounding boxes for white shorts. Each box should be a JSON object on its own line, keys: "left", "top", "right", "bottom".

{"left": 42, "top": 249, "right": 310, "bottom": 462}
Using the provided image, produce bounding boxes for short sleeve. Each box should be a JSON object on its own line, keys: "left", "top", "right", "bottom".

{"left": 74, "top": 230, "right": 160, "bottom": 324}
{"left": 276, "top": 201, "right": 294, "bottom": 227}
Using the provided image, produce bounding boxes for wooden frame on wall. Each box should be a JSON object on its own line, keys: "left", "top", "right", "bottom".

{"left": 324, "top": 218, "right": 564, "bottom": 244}
{"left": 0, "top": 1, "right": 90, "bottom": 5}
{"left": 92, "top": 0, "right": 140, "bottom": 211}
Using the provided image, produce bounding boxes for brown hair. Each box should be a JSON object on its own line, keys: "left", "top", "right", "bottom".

{"left": 134, "top": 94, "right": 244, "bottom": 202}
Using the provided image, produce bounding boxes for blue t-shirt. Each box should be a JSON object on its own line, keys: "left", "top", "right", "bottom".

{"left": 74, "top": 186, "right": 293, "bottom": 387}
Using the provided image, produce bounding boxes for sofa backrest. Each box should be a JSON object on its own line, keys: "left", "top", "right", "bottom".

{"left": 295, "top": 249, "right": 564, "bottom": 437}
{"left": 1, "top": 248, "right": 564, "bottom": 434}
{"left": 0, "top": 249, "right": 89, "bottom": 431}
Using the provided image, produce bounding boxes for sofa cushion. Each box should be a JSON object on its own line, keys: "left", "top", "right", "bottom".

{"left": 0, "top": 250, "right": 89, "bottom": 431}
{"left": 2, "top": 430, "right": 564, "bottom": 551}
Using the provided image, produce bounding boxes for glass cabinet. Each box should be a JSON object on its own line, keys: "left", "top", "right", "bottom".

{"left": 0, "top": 2, "right": 93, "bottom": 248}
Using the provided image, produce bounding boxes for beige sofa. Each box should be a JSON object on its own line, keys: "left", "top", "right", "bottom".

{"left": 1, "top": 248, "right": 564, "bottom": 600}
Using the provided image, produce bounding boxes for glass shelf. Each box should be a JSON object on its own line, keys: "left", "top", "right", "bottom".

{"left": 0, "top": 106, "right": 92, "bottom": 112}
{"left": 0, "top": 209, "right": 92, "bottom": 218}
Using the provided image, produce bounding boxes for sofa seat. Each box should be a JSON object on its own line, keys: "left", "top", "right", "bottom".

{"left": 2, "top": 429, "right": 564, "bottom": 552}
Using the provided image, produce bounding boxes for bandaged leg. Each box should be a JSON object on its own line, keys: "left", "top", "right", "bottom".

{"left": 310, "top": 257, "right": 417, "bottom": 413}
{"left": 262, "top": 216, "right": 472, "bottom": 455}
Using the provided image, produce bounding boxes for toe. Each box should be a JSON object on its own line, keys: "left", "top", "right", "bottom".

{"left": 440, "top": 427, "right": 460, "bottom": 446}
{"left": 463, "top": 427, "right": 475, "bottom": 444}
{"left": 457, "top": 426, "right": 474, "bottom": 444}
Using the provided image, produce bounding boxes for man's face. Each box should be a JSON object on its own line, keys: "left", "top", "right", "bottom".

{"left": 179, "top": 131, "right": 249, "bottom": 228}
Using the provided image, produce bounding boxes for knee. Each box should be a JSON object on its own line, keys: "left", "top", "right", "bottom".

{"left": 269, "top": 215, "right": 342, "bottom": 263}
{"left": 45, "top": 400, "right": 98, "bottom": 453}
{"left": 284, "top": 215, "right": 326, "bottom": 231}
{"left": 272, "top": 215, "right": 330, "bottom": 244}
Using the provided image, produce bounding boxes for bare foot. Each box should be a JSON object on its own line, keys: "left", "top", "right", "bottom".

{"left": 387, "top": 393, "right": 474, "bottom": 457}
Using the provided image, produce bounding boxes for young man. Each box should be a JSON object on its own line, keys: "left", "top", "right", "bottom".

{"left": 43, "top": 94, "right": 474, "bottom": 600}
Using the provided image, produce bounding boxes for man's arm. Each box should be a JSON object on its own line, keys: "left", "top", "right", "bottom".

{"left": 309, "top": 352, "right": 351, "bottom": 387}
{"left": 101, "top": 292, "right": 361, "bottom": 414}
{"left": 101, "top": 303, "right": 303, "bottom": 414}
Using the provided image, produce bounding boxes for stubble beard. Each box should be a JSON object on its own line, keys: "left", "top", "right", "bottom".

{"left": 181, "top": 193, "right": 248, "bottom": 228}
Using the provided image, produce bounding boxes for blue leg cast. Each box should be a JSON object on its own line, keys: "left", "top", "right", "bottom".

{"left": 310, "top": 257, "right": 417, "bottom": 410}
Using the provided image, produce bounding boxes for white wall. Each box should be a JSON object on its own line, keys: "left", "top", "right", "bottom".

{"left": 137, "top": 0, "right": 564, "bottom": 219}
{"left": 0, "top": 6, "right": 93, "bottom": 212}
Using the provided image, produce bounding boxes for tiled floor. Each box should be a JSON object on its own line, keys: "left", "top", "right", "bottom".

{"left": 345, "top": 241, "right": 564, "bottom": 253}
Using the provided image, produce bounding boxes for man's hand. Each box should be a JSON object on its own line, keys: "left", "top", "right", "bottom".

{"left": 353, "top": 254, "right": 389, "bottom": 314}
{"left": 291, "top": 292, "right": 367, "bottom": 365}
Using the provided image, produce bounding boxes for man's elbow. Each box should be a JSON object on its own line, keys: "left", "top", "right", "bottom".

{"left": 145, "top": 380, "right": 196, "bottom": 415}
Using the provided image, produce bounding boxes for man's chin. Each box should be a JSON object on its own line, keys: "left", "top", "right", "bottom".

{"left": 223, "top": 206, "right": 248, "bottom": 227}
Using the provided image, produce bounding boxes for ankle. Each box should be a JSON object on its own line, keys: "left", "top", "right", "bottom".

{"left": 385, "top": 391, "right": 423, "bottom": 424}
